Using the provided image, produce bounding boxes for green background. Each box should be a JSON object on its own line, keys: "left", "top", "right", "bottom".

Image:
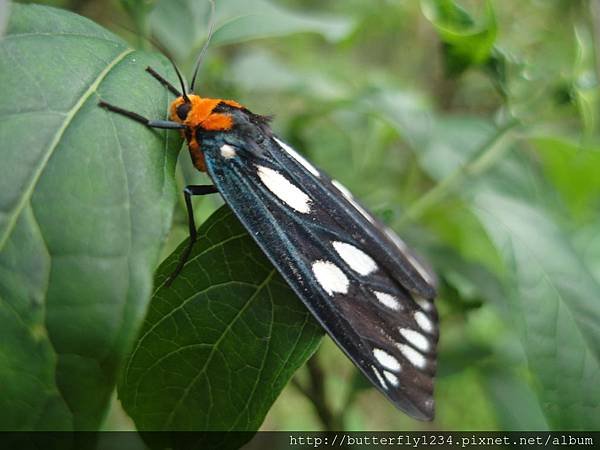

{"left": 1, "top": 0, "right": 599, "bottom": 437}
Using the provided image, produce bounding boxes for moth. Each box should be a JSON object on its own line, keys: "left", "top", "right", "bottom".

{"left": 99, "top": 6, "right": 439, "bottom": 421}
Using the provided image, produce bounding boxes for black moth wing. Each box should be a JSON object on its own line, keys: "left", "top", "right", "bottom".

{"left": 198, "top": 105, "right": 439, "bottom": 420}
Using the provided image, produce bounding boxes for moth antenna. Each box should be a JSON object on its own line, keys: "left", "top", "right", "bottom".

{"left": 190, "top": 0, "right": 216, "bottom": 92}
{"left": 110, "top": 20, "right": 190, "bottom": 102}
{"left": 169, "top": 56, "right": 191, "bottom": 103}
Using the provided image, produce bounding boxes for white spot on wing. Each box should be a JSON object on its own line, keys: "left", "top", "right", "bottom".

{"left": 274, "top": 137, "right": 320, "bottom": 177}
{"left": 399, "top": 328, "right": 430, "bottom": 352}
{"left": 373, "top": 348, "right": 401, "bottom": 373}
{"left": 331, "top": 179, "right": 375, "bottom": 224}
{"left": 424, "top": 398, "right": 434, "bottom": 412}
{"left": 312, "top": 260, "right": 349, "bottom": 296}
{"left": 397, "top": 343, "right": 427, "bottom": 369}
{"left": 256, "top": 165, "right": 312, "bottom": 213}
{"left": 332, "top": 241, "right": 378, "bottom": 276}
{"left": 371, "top": 365, "right": 388, "bottom": 390}
{"left": 383, "top": 370, "right": 399, "bottom": 387}
{"left": 220, "top": 144, "right": 237, "bottom": 159}
{"left": 414, "top": 311, "right": 434, "bottom": 334}
{"left": 415, "top": 296, "right": 433, "bottom": 312}
{"left": 373, "top": 291, "right": 401, "bottom": 311}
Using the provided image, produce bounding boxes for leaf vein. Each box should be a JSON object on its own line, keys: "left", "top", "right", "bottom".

{"left": 163, "top": 269, "right": 277, "bottom": 429}
{"left": 0, "top": 47, "right": 134, "bottom": 248}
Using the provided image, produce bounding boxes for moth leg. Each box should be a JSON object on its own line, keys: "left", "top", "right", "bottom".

{"left": 167, "top": 185, "right": 219, "bottom": 286}
{"left": 145, "top": 66, "right": 182, "bottom": 97}
{"left": 98, "top": 101, "right": 184, "bottom": 130}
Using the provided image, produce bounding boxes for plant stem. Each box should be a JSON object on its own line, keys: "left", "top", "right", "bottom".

{"left": 292, "top": 354, "right": 342, "bottom": 431}
{"left": 398, "top": 117, "right": 520, "bottom": 227}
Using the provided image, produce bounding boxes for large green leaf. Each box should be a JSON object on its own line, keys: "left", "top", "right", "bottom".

{"left": 472, "top": 187, "right": 600, "bottom": 429}
{"left": 119, "top": 205, "right": 323, "bottom": 445}
{"left": 405, "top": 115, "right": 600, "bottom": 428}
{"left": 481, "top": 367, "right": 548, "bottom": 430}
{"left": 150, "top": 0, "right": 353, "bottom": 61}
{"left": 0, "top": 4, "right": 181, "bottom": 430}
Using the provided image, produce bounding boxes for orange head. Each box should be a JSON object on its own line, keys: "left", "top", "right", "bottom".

{"left": 169, "top": 95, "right": 244, "bottom": 172}
{"left": 169, "top": 95, "right": 243, "bottom": 132}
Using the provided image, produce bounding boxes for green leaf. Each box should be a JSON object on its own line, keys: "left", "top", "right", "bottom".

{"left": 534, "top": 136, "right": 600, "bottom": 223}
{"left": 150, "top": 0, "right": 354, "bottom": 61}
{"left": 403, "top": 114, "right": 600, "bottom": 428}
{"left": 481, "top": 368, "right": 549, "bottom": 430}
{"left": 421, "top": 0, "right": 497, "bottom": 76}
{"left": 573, "top": 223, "right": 600, "bottom": 285}
{"left": 0, "top": 4, "right": 181, "bottom": 430}
{"left": 119, "top": 206, "right": 323, "bottom": 443}
{"left": 472, "top": 189, "right": 600, "bottom": 429}
{"left": 361, "top": 87, "right": 433, "bottom": 151}
{"left": 211, "top": 0, "right": 353, "bottom": 45}
{"left": 120, "top": 0, "right": 158, "bottom": 41}
{"left": 229, "top": 49, "right": 347, "bottom": 101}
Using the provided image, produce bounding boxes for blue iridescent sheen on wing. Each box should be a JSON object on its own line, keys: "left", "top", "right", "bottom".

{"left": 196, "top": 104, "right": 439, "bottom": 420}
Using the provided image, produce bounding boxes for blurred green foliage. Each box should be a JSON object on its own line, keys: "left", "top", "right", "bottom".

{"left": 5, "top": 0, "right": 600, "bottom": 434}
